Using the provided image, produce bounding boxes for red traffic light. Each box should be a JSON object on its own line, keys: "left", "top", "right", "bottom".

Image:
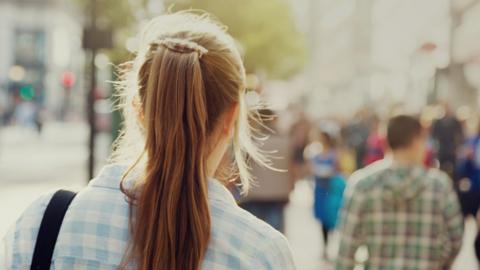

{"left": 61, "top": 71, "right": 76, "bottom": 89}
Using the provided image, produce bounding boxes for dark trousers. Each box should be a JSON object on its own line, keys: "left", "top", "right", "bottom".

{"left": 322, "top": 224, "right": 330, "bottom": 246}
{"left": 458, "top": 191, "right": 480, "bottom": 218}
{"left": 240, "top": 201, "right": 286, "bottom": 233}
{"left": 439, "top": 156, "right": 456, "bottom": 180}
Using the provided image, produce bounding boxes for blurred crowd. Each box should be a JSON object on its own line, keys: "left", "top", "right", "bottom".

{"left": 241, "top": 101, "right": 480, "bottom": 265}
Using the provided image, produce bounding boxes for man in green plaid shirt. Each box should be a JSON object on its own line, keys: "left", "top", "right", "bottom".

{"left": 336, "top": 115, "right": 464, "bottom": 270}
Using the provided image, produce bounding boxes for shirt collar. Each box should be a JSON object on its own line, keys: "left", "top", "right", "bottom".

{"left": 89, "top": 164, "right": 236, "bottom": 205}
{"left": 207, "top": 178, "right": 237, "bottom": 205}
{"left": 88, "top": 163, "right": 131, "bottom": 190}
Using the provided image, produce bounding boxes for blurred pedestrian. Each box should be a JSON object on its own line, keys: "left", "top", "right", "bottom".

{"left": 337, "top": 146, "right": 357, "bottom": 176}
{"left": 336, "top": 115, "right": 463, "bottom": 270}
{"left": 456, "top": 123, "right": 480, "bottom": 218}
{"left": 457, "top": 122, "right": 480, "bottom": 265}
{"left": 2, "top": 13, "right": 296, "bottom": 270}
{"left": 309, "top": 131, "right": 346, "bottom": 260}
{"left": 289, "top": 111, "right": 312, "bottom": 181}
{"left": 240, "top": 109, "right": 293, "bottom": 233}
{"left": 363, "top": 115, "right": 386, "bottom": 166}
{"left": 432, "top": 102, "right": 464, "bottom": 179}
{"left": 342, "top": 109, "right": 370, "bottom": 169}
{"left": 424, "top": 136, "right": 436, "bottom": 168}
{"left": 33, "top": 104, "right": 44, "bottom": 134}
{"left": 15, "top": 101, "right": 36, "bottom": 128}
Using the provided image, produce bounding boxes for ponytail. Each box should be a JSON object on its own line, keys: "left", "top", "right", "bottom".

{"left": 114, "top": 12, "right": 271, "bottom": 270}
{"left": 123, "top": 40, "right": 210, "bottom": 270}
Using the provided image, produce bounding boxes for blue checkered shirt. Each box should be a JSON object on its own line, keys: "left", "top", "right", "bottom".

{"left": 2, "top": 164, "right": 296, "bottom": 270}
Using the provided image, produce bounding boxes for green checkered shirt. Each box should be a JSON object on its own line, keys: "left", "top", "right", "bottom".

{"left": 336, "top": 160, "right": 464, "bottom": 270}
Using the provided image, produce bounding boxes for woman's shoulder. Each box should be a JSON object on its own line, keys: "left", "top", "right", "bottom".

{"left": 209, "top": 201, "right": 296, "bottom": 269}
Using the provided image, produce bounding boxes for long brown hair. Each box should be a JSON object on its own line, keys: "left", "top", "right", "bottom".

{"left": 112, "top": 12, "right": 270, "bottom": 270}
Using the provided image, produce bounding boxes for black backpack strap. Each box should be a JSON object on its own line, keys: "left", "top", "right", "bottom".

{"left": 30, "top": 189, "right": 77, "bottom": 270}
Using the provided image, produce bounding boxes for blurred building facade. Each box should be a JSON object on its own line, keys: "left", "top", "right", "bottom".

{"left": 288, "top": 0, "right": 480, "bottom": 118}
{"left": 0, "top": 0, "right": 84, "bottom": 122}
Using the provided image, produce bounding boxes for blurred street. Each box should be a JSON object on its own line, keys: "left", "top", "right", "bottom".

{"left": 2, "top": 0, "right": 480, "bottom": 267}
{"left": 0, "top": 122, "right": 109, "bottom": 235}
{"left": 0, "top": 121, "right": 478, "bottom": 269}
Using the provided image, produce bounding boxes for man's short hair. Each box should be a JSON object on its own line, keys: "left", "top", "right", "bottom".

{"left": 387, "top": 115, "right": 423, "bottom": 150}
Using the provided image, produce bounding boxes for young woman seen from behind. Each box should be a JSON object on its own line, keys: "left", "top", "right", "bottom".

{"left": 2, "top": 12, "right": 296, "bottom": 270}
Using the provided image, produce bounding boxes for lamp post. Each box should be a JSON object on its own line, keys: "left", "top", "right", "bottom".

{"left": 87, "top": 0, "right": 97, "bottom": 181}
{"left": 82, "top": 0, "right": 112, "bottom": 181}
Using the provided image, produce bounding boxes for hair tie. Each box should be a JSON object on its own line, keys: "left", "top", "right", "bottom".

{"left": 156, "top": 37, "right": 208, "bottom": 58}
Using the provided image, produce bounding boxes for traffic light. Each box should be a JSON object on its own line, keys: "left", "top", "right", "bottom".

{"left": 61, "top": 71, "right": 76, "bottom": 89}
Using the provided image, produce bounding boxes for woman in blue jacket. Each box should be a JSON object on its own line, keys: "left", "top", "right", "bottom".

{"left": 309, "top": 131, "right": 346, "bottom": 260}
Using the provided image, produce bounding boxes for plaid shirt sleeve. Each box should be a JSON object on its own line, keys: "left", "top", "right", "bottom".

{"left": 335, "top": 178, "right": 366, "bottom": 270}
{"left": 442, "top": 179, "right": 464, "bottom": 267}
